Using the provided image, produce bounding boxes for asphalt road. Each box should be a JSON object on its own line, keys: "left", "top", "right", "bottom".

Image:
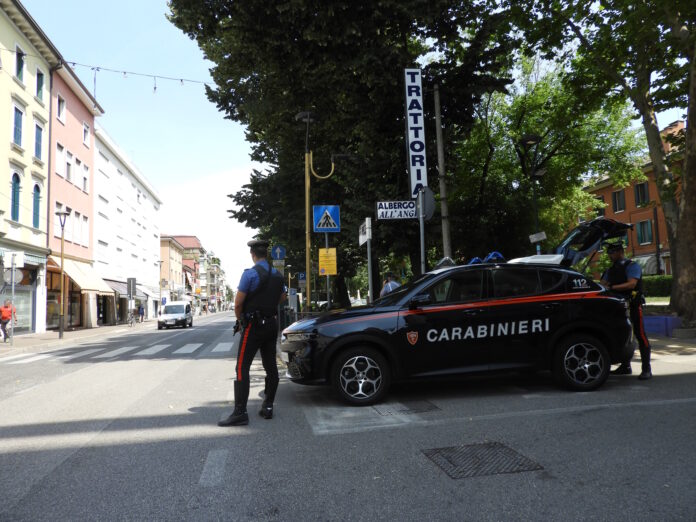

{"left": 1, "top": 311, "right": 695, "bottom": 521}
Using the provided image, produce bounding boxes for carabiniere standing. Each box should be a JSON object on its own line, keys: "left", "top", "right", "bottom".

{"left": 218, "top": 239, "right": 287, "bottom": 427}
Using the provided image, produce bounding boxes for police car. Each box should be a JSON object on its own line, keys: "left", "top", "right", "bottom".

{"left": 281, "top": 218, "right": 635, "bottom": 405}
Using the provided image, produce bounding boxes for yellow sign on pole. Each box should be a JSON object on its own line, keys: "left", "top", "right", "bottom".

{"left": 318, "top": 248, "right": 337, "bottom": 276}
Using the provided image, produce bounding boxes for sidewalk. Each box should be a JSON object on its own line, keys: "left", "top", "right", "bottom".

{"left": 0, "top": 320, "right": 155, "bottom": 355}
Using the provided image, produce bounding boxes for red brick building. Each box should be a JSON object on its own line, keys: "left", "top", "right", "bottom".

{"left": 586, "top": 121, "right": 684, "bottom": 275}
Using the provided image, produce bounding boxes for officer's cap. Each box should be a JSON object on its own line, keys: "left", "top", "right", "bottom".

{"left": 247, "top": 239, "right": 270, "bottom": 248}
{"left": 604, "top": 241, "right": 624, "bottom": 253}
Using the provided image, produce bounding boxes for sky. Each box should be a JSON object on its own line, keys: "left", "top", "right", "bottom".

{"left": 20, "top": 0, "right": 259, "bottom": 286}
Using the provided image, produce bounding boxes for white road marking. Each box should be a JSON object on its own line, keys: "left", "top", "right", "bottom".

{"left": 93, "top": 346, "right": 140, "bottom": 358}
{"left": 212, "top": 342, "right": 233, "bottom": 353}
{"left": 134, "top": 344, "right": 170, "bottom": 356}
{"left": 1, "top": 353, "right": 44, "bottom": 363}
{"left": 8, "top": 354, "right": 52, "bottom": 365}
{"left": 199, "top": 449, "right": 229, "bottom": 487}
{"left": 56, "top": 348, "right": 106, "bottom": 361}
{"left": 173, "top": 343, "right": 202, "bottom": 354}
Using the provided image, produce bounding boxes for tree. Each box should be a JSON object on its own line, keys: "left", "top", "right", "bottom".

{"left": 447, "top": 57, "right": 644, "bottom": 260}
{"left": 506, "top": 0, "right": 696, "bottom": 322}
{"left": 169, "top": 0, "right": 517, "bottom": 305}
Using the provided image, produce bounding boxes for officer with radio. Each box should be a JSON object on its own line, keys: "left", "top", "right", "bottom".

{"left": 218, "top": 239, "right": 287, "bottom": 427}
{"left": 601, "top": 241, "right": 652, "bottom": 380}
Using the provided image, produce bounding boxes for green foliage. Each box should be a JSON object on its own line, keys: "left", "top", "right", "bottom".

{"left": 643, "top": 275, "right": 673, "bottom": 297}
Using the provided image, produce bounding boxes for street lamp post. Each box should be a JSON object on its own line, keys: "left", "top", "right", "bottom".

{"left": 296, "top": 111, "right": 337, "bottom": 311}
{"left": 55, "top": 209, "right": 71, "bottom": 339}
{"left": 518, "top": 134, "right": 544, "bottom": 255}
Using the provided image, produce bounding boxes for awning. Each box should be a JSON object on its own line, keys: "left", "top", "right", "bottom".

{"left": 48, "top": 256, "right": 114, "bottom": 296}
{"left": 104, "top": 279, "right": 146, "bottom": 300}
{"left": 185, "top": 272, "right": 192, "bottom": 285}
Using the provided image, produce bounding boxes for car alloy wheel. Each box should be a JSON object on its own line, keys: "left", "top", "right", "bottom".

{"left": 554, "top": 334, "right": 609, "bottom": 391}
{"left": 331, "top": 348, "right": 391, "bottom": 405}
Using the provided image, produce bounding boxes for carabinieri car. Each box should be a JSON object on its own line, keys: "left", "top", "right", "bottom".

{"left": 281, "top": 217, "right": 636, "bottom": 405}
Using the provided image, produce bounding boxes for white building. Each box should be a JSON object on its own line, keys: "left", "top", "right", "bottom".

{"left": 93, "top": 124, "right": 162, "bottom": 322}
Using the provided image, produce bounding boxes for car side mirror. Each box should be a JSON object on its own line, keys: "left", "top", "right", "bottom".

{"left": 409, "top": 293, "right": 431, "bottom": 310}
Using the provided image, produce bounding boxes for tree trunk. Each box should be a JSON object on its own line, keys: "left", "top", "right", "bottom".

{"left": 673, "top": 51, "right": 696, "bottom": 325}
{"left": 336, "top": 274, "right": 350, "bottom": 309}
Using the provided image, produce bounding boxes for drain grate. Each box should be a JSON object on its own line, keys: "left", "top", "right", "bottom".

{"left": 372, "top": 399, "right": 439, "bottom": 416}
{"left": 422, "top": 442, "right": 543, "bottom": 479}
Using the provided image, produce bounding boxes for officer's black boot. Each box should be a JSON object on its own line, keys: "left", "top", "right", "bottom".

{"left": 218, "top": 381, "right": 249, "bottom": 426}
{"left": 638, "top": 345, "right": 652, "bottom": 380}
{"left": 259, "top": 400, "right": 273, "bottom": 419}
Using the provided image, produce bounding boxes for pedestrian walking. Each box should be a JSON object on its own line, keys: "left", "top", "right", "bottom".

{"left": 218, "top": 239, "right": 287, "bottom": 427}
{"left": 0, "top": 299, "right": 17, "bottom": 343}
{"left": 600, "top": 241, "right": 652, "bottom": 380}
{"left": 380, "top": 272, "right": 401, "bottom": 297}
{"left": 138, "top": 304, "right": 145, "bottom": 323}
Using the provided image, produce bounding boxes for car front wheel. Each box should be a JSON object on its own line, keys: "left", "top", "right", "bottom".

{"left": 553, "top": 334, "right": 609, "bottom": 391}
{"left": 330, "top": 347, "right": 391, "bottom": 405}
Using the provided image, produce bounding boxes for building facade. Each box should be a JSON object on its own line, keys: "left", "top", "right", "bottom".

{"left": 46, "top": 65, "right": 109, "bottom": 330}
{"left": 170, "top": 235, "right": 204, "bottom": 310}
{"left": 93, "top": 125, "right": 162, "bottom": 322}
{"left": 0, "top": 0, "right": 60, "bottom": 333}
{"left": 160, "top": 236, "right": 184, "bottom": 303}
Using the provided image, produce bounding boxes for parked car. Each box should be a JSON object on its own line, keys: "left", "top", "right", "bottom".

{"left": 281, "top": 217, "right": 635, "bottom": 405}
{"left": 158, "top": 301, "right": 193, "bottom": 330}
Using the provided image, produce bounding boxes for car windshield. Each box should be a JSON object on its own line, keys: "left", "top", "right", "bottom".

{"left": 371, "top": 273, "right": 432, "bottom": 307}
{"left": 164, "top": 305, "right": 185, "bottom": 314}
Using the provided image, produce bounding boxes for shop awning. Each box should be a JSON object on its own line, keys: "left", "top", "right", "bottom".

{"left": 137, "top": 284, "right": 160, "bottom": 299}
{"left": 48, "top": 256, "right": 114, "bottom": 296}
{"left": 104, "top": 279, "right": 147, "bottom": 300}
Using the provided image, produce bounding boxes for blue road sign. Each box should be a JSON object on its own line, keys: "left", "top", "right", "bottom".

{"left": 271, "top": 245, "right": 286, "bottom": 260}
{"left": 298, "top": 272, "right": 306, "bottom": 281}
{"left": 313, "top": 205, "right": 340, "bottom": 233}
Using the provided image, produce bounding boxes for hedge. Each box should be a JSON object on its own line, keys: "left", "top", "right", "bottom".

{"left": 643, "top": 275, "right": 672, "bottom": 297}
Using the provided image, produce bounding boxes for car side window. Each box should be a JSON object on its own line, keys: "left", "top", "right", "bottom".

{"left": 491, "top": 268, "right": 540, "bottom": 298}
{"left": 539, "top": 270, "right": 565, "bottom": 293}
{"left": 428, "top": 270, "right": 483, "bottom": 304}
{"left": 186, "top": 305, "right": 191, "bottom": 313}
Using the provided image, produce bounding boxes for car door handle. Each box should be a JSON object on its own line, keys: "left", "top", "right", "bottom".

{"left": 462, "top": 309, "right": 484, "bottom": 316}
{"left": 542, "top": 302, "right": 561, "bottom": 310}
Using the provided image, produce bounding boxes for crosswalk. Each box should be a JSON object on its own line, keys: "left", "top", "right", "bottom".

{"left": 0, "top": 341, "right": 241, "bottom": 366}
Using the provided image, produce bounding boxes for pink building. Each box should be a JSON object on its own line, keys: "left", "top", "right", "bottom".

{"left": 46, "top": 64, "right": 111, "bottom": 329}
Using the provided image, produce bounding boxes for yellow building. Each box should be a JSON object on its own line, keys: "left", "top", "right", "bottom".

{"left": 0, "top": 0, "right": 61, "bottom": 333}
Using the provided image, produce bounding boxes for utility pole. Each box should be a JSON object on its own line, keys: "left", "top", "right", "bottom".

{"left": 434, "top": 84, "right": 451, "bottom": 259}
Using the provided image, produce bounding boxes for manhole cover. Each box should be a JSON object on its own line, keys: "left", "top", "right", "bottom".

{"left": 372, "top": 399, "right": 439, "bottom": 416}
{"left": 422, "top": 442, "right": 543, "bottom": 479}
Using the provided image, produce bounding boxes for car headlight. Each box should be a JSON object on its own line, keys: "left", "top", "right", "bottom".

{"left": 283, "top": 332, "right": 316, "bottom": 343}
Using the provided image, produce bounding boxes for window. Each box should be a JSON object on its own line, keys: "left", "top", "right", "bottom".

{"left": 54, "top": 202, "right": 63, "bottom": 237}
{"left": 15, "top": 46, "right": 24, "bottom": 82}
{"left": 73, "top": 211, "right": 81, "bottom": 244}
{"left": 64, "top": 207, "right": 73, "bottom": 242}
{"left": 637, "top": 220, "right": 653, "bottom": 245}
{"left": 13, "top": 106, "right": 23, "bottom": 146}
{"left": 36, "top": 70, "right": 44, "bottom": 100}
{"left": 596, "top": 195, "right": 605, "bottom": 217}
{"left": 57, "top": 95, "right": 66, "bottom": 122}
{"left": 539, "top": 270, "right": 565, "bottom": 293}
{"left": 634, "top": 182, "right": 649, "bottom": 206}
{"left": 66, "top": 152, "right": 73, "bottom": 183}
{"left": 56, "top": 144, "right": 65, "bottom": 176}
{"left": 11, "top": 174, "right": 20, "bottom": 221}
{"left": 428, "top": 271, "right": 484, "bottom": 304}
{"left": 82, "top": 123, "right": 90, "bottom": 146}
{"left": 82, "top": 165, "right": 89, "bottom": 192}
{"left": 611, "top": 189, "right": 625, "bottom": 213}
{"left": 82, "top": 215, "right": 89, "bottom": 247}
{"left": 32, "top": 185, "right": 41, "bottom": 228}
{"left": 492, "top": 268, "right": 540, "bottom": 298}
{"left": 34, "top": 123, "right": 43, "bottom": 159}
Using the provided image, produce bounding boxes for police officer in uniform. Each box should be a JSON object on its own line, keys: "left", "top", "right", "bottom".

{"left": 600, "top": 241, "right": 652, "bottom": 380}
{"left": 218, "top": 240, "right": 286, "bottom": 426}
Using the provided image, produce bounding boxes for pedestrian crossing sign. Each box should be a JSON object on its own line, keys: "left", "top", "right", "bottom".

{"left": 313, "top": 205, "right": 340, "bottom": 233}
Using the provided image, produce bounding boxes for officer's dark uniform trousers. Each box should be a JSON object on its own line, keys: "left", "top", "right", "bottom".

{"left": 234, "top": 317, "right": 279, "bottom": 409}
{"left": 233, "top": 265, "right": 284, "bottom": 411}
{"left": 608, "top": 259, "right": 651, "bottom": 371}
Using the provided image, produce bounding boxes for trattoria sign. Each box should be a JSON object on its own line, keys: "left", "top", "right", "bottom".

{"left": 404, "top": 68, "right": 428, "bottom": 198}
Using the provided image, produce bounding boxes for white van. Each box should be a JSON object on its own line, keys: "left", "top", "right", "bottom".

{"left": 158, "top": 301, "right": 193, "bottom": 330}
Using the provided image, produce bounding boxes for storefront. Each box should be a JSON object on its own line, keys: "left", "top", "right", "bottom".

{"left": 46, "top": 256, "right": 115, "bottom": 329}
{"left": 105, "top": 279, "right": 148, "bottom": 323}
{"left": 0, "top": 248, "right": 47, "bottom": 334}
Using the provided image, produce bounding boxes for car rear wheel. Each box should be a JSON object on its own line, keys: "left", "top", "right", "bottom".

{"left": 330, "top": 347, "right": 391, "bottom": 406}
{"left": 553, "top": 334, "right": 609, "bottom": 391}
